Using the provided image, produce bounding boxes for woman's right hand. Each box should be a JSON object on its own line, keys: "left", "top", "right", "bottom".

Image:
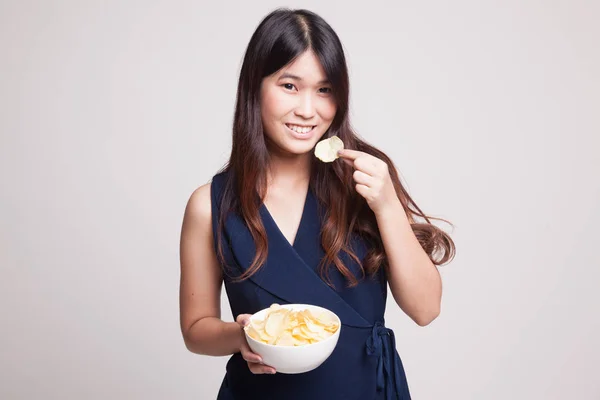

{"left": 236, "top": 314, "right": 277, "bottom": 374}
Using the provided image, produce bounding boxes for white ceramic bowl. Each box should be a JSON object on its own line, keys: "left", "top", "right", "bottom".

{"left": 244, "top": 304, "right": 341, "bottom": 374}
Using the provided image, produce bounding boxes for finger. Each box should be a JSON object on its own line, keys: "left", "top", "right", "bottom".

{"left": 338, "top": 150, "right": 380, "bottom": 173}
{"left": 235, "top": 314, "right": 252, "bottom": 327}
{"left": 352, "top": 170, "right": 374, "bottom": 186}
{"left": 353, "top": 157, "right": 380, "bottom": 176}
{"left": 239, "top": 331, "right": 263, "bottom": 363}
{"left": 355, "top": 184, "right": 370, "bottom": 198}
{"left": 336, "top": 148, "right": 364, "bottom": 160}
{"left": 339, "top": 156, "right": 354, "bottom": 167}
{"left": 339, "top": 154, "right": 378, "bottom": 176}
{"left": 248, "top": 362, "right": 276, "bottom": 374}
{"left": 241, "top": 344, "right": 263, "bottom": 364}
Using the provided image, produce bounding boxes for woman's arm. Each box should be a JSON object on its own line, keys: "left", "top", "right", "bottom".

{"left": 335, "top": 148, "right": 442, "bottom": 327}
{"left": 179, "top": 183, "right": 241, "bottom": 356}
{"left": 375, "top": 201, "right": 442, "bottom": 327}
{"left": 179, "top": 184, "right": 276, "bottom": 374}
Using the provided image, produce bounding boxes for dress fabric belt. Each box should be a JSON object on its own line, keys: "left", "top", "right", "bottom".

{"left": 366, "top": 321, "right": 409, "bottom": 400}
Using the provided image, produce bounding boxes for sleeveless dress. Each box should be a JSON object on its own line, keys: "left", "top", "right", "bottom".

{"left": 210, "top": 171, "right": 412, "bottom": 400}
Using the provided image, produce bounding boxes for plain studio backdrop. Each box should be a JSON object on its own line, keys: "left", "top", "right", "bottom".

{"left": 1, "top": 0, "right": 598, "bottom": 399}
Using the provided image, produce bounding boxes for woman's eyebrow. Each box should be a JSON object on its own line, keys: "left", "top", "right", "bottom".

{"left": 278, "top": 73, "right": 330, "bottom": 85}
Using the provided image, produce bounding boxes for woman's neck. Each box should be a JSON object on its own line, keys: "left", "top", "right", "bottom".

{"left": 266, "top": 153, "right": 311, "bottom": 190}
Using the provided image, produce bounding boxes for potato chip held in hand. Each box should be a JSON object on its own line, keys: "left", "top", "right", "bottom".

{"left": 314, "top": 135, "right": 344, "bottom": 162}
{"left": 244, "top": 304, "right": 340, "bottom": 346}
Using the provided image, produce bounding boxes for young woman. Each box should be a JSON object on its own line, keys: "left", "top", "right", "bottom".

{"left": 179, "top": 8, "right": 455, "bottom": 400}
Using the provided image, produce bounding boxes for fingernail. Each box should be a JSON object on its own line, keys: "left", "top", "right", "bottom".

{"left": 268, "top": 369, "right": 276, "bottom": 374}
{"left": 242, "top": 318, "right": 249, "bottom": 326}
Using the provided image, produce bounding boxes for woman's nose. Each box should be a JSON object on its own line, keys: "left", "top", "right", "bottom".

{"left": 294, "top": 93, "right": 316, "bottom": 118}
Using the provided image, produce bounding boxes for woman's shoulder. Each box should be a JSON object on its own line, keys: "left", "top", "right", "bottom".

{"left": 183, "top": 170, "right": 229, "bottom": 227}
{"left": 183, "top": 183, "right": 212, "bottom": 231}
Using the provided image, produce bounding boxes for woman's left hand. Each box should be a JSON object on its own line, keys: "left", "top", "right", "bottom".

{"left": 336, "top": 149, "right": 400, "bottom": 215}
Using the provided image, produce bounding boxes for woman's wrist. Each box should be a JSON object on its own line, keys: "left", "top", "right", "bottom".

{"left": 224, "top": 320, "right": 245, "bottom": 353}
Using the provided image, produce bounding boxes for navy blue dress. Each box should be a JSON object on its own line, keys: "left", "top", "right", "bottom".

{"left": 210, "top": 171, "right": 412, "bottom": 400}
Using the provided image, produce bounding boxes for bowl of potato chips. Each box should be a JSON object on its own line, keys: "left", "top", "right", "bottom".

{"left": 243, "top": 303, "right": 341, "bottom": 374}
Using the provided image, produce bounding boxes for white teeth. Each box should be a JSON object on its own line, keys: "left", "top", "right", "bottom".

{"left": 287, "top": 124, "right": 314, "bottom": 134}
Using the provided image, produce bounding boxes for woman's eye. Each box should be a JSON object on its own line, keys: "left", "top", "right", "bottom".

{"left": 319, "top": 87, "right": 332, "bottom": 94}
{"left": 283, "top": 83, "right": 296, "bottom": 90}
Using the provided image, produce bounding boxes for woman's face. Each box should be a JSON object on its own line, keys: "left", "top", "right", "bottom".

{"left": 260, "top": 50, "right": 337, "bottom": 157}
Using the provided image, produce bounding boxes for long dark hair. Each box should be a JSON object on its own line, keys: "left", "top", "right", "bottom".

{"left": 216, "top": 8, "right": 455, "bottom": 287}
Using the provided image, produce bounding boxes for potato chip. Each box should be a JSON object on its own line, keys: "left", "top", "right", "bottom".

{"left": 314, "top": 136, "right": 344, "bottom": 162}
{"left": 245, "top": 304, "right": 340, "bottom": 346}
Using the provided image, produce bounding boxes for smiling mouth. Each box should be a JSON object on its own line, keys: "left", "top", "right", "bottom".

{"left": 285, "top": 123, "right": 316, "bottom": 134}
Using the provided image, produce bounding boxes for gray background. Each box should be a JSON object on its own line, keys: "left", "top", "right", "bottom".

{"left": 1, "top": 0, "right": 599, "bottom": 399}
